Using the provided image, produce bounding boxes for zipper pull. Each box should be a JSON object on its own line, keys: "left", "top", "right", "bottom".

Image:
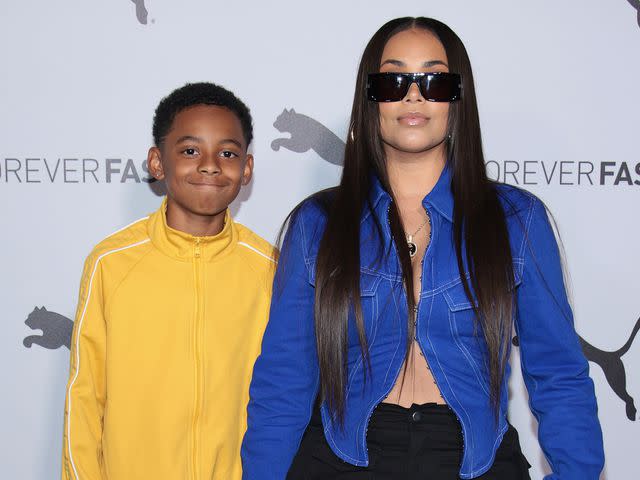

{"left": 194, "top": 238, "right": 201, "bottom": 258}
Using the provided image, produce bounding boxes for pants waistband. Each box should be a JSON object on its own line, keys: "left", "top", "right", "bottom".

{"left": 371, "top": 402, "right": 460, "bottom": 427}
{"left": 309, "top": 401, "right": 458, "bottom": 427}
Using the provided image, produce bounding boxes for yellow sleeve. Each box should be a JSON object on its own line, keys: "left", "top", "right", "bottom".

{"left": 61, "top": 253, "right": 107, "bottom": 480}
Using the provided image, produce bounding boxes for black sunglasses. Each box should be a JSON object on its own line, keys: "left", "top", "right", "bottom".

{"left": 367, "top": 72, "right": 462, "bottom": 102}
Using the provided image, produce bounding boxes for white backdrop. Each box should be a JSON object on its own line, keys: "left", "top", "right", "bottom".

{"left": 1, "top": 1, "right": 638, "bottom": 478}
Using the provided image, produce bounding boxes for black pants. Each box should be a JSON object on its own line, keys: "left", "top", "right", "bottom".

{"left": 287, "top": 402, "right": 531, "bottom": 479}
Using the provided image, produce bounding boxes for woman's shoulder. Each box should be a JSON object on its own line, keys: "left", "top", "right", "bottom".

{"left": 492, "top": 182, "right": 559, "bottom": 264}
{"left": 289, "top": 187, "right": 336, "bottom": 226}
{"left": 492, "top": 181, "right": 543, "bottom": 220}
{"left": 283, "top": 187, "right": 337, "bottom": 249}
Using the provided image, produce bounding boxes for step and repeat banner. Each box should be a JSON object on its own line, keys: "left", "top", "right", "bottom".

{"left": 1, "top": 1, "right": 638, "bottom": 478}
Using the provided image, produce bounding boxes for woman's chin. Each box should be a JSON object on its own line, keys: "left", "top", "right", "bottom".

{"left": 384, "top": 138, "right": 447, "bottom": 156}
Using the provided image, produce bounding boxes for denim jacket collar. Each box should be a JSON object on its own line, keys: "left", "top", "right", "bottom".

{"left": 366, "top": 162, "right": 454, "bottom": 226}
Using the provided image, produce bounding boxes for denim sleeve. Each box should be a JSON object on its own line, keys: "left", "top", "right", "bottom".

{"left": 241, "top": 209, "right": 320, "bottom": 480}
{"left": 515, "top": 198, "right": 604, "bottom": 479}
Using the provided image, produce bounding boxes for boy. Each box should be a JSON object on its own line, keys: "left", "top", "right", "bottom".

{"left": 61, "top": 83, "right": 277, "bottom": 480}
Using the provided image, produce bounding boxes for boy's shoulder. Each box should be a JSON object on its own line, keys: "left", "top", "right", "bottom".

{"left": 234, "top": 221, "right": 278, "bottom": 267}
{"left": 86, "top": 215, "right": 152, "bottom": 265}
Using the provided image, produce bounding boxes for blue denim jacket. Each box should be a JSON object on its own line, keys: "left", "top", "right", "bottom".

{"left": 242, "top": 166, "right": 604, "bottom": 479}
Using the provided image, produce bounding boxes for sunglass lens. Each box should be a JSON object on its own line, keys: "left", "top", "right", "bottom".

{"left": 368, "top": 74, "right": 408, "bottom": 102}
{"left": 421, "top": 73, "right": 461, "bottom": 102}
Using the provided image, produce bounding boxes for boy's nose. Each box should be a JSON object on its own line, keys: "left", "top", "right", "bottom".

{"left": 198, "top": 154, "right": 221, "bottom": 174}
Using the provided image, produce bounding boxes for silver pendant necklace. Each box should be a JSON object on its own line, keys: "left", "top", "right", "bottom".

{"left": 406, "top": 214, "right": 430, "bottom": 258}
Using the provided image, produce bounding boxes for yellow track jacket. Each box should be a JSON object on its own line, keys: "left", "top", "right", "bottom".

{"left": 61, "top": 200, "right": 276, "bottom": 480}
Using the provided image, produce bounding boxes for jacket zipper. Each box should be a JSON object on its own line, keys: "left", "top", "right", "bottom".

{"left": 363, "top": 205, "right": 467, "bottom": 466}
{"left": 191, "top": 237, "right": 203, "bottom": 480}
{"left": 362, "top": 206, "right": 454, "bottom": 466}
{"left": 412, "top": 206, "right": 467, "bottom": 467}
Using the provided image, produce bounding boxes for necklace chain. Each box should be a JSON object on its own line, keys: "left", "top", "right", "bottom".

{"left": 406, "top": 214, "right": 429, "bottom": 239}
{"left": 405, "top": 212, "right": 431, "bottom": 258}
{"left": 386, "top": 205, "right": 431, "bottom": 258}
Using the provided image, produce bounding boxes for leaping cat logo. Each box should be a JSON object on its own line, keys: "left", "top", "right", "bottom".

{"left": 513, "top": 316, "right": 640, "bottom": 421}
{"left": 271, "top": 108, "right": 346, "bottom": 166}
{"left": 130, "top": 0, "right": 148, "bottom": 25}
{"left": 578, "top": 317, "right": 640, "bottom": 421}
{"left": 628, "top": 0, "right": 640, "bottom": 27}
{"left": 23, "top": 306, "right": 73, "bottom": 350}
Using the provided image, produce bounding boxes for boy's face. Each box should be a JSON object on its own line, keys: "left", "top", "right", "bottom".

{"left": 147, "top": 105, "right": 252, "bottom": 232}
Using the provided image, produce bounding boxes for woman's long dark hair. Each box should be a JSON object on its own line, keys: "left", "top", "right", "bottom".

{"left": 313, "top": 17, "right": 515, "bottom": 424}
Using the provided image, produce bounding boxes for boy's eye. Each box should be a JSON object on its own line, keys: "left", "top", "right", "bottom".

{"left": 182, "top": 148, "right": 198, "bottom": 156}
{"left": 220, "top": 150, "right": 239, "bottom": 159}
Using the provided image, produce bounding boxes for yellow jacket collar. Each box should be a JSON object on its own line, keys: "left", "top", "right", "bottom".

{"left": 147, "top": 198, "right": 237, "bottom": 262}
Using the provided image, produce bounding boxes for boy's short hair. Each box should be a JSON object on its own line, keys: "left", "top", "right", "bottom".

{"left": 152, "top": 82, "right": 253, "bottom": 148}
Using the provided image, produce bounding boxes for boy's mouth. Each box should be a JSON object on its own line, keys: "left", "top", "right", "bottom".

{"left": 189, "top": 180, "right": 229, "bottom": 188}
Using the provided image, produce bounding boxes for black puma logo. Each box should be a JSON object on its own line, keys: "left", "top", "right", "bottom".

{"left": 130, "top": 0, "right": 148, "bottom": 25}
{"left": 579, "top": 317, "right": 640, "bottom": 421}
{"left": 23, "top": 306, "right": 73, "bottom": 350}
{"left": 514, "top": 316, "right": 640, "bottom": 421}
{"left": 271, "top": 108, "right": 346, "bottom": 166}
{"left": 628, "top": 0, "right": 640, "bottom": 27}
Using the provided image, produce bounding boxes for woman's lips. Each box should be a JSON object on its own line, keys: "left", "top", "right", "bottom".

{"left": 398, "top": 112, "right": 429, "bottom": 126}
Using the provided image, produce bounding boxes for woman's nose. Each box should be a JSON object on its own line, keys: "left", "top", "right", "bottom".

{"left": 404, "top": 81, "right": 424, "bottom": 102}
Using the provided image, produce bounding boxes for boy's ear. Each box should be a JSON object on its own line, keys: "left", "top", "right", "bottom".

{"left": 242, "top": 154, "right": 254, "bottom": 186}
{"left": 147, "top": 147, "right": 165, "bottom": 180}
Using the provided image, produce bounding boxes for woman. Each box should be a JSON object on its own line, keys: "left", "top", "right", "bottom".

{"left": 242, "top": 17, "right": 604, "bottom": 479}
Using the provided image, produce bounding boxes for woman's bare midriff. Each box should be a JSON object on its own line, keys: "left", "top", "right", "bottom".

{"left": 382, "top": 339, "right": 445, "bottom": 406}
